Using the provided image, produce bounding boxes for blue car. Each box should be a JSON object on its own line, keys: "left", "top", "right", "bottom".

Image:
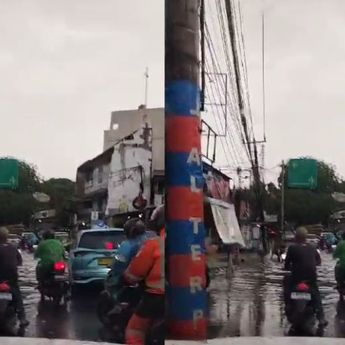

{"left": 69, "top": 228, "right": 126, "bottom": 291}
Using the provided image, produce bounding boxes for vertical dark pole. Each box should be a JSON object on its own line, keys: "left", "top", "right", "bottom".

{"left": 225, "top": 0, "right": 263, "bottom": 223}
{"left": 166, "top": 0, "right": 207, "bottom": 340}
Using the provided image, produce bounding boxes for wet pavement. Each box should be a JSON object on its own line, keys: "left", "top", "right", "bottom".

{"left": 19, "top": 252, "right": 103, "bottom": 341}
{"left": 17, "top": 250, "right": 345, "bottom": 341}
{"left": 208, "top": 251, "right": 345, "bottom": 338}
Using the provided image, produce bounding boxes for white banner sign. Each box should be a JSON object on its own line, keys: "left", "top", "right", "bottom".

{"left": 208, "top": 198, "right": 245, "bottom": 246}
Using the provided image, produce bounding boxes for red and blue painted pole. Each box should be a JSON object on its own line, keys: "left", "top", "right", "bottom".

{"left": 166, "top": 0, "right": 207, "bottom": 340}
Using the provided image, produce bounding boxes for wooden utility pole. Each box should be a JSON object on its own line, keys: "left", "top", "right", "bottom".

{"left": 224, "top": 0, "right": 264, "bottom": 223}
{"left": 166, "top": 0, "right": 207, "bottom": 340}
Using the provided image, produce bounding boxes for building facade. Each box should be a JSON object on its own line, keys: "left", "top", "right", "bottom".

{"left": 103, "top": 106, "right": 164, "bottom": 175}
{"left": 76, "top": 109, "right": 164, "bottom": 226}
{"left": 76, "top": 147, "right": 114, "bottom": 224}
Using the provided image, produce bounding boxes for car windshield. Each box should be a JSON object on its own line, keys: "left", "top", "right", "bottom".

{"left": 78, "top": 230, "right": 125, "bottom": 250}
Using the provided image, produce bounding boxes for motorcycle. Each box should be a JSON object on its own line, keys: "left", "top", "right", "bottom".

{"left": 281, "top": 249, "right": 321, "bottom": 263}
{"left": 0, "top": 281, "right": 17, "bottom": 335}
{"left": 97, "top": 280, "right": 164, "bottom": 344}
{"left": 335, "top": 262, "right": 345, "bottom": 301}
{"left": 285, "top": 278, "right": 317, "bottom": 335}
{"left": 38, "top": 261, "right": 70, "bottom": 307}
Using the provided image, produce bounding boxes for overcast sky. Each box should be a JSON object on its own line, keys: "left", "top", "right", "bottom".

{"left": 241, "top": 0, "right": 345, "bottom": 180}
{"left": 1, "top": 0, "right": 344, "bottom": 181}
{"left": 0, "top": 0, "right": 163, "bottom": 180}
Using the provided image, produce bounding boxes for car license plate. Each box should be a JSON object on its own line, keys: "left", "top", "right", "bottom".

{"left": 98, "top": 258, "right": 113, "bottom": 266}
{"left": 291, "top": 292, "right": 311, "bottom": 300}
{"left": 0, "top": 293, "right": 12, "bottom": 301}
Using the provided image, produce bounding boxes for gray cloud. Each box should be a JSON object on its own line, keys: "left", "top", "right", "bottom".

{"left": 241, "top": 0, "right": 345, "bottom": 178}
{"left": 0, "top": 0, "right": 163, "bottom": 179}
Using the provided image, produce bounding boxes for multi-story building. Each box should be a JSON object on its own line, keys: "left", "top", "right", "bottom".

{"left": 76, "top": 105, "right": 243, "bottom": 247}
{"left": 103, "top": 106, "right": 164, "bottom": 176}
{"left": 76, "top": 107, "right": 164, "bottom": 226}
{"left": 75, "top": 147, "right": 113, "bottom": 224}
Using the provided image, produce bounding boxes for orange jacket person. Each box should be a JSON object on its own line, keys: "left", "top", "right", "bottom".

{"left": 124, "top": 205, "right": 165, "bottom": 345}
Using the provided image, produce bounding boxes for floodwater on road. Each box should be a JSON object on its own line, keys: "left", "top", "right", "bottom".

{"left": 208, "top": 251, "right": 345, "bottom": 338}
{"left": 19, "top": 252, "right": 102, "bottom": 341}
{"left": 16, "top": 250, "right": 345, "bottom": 341}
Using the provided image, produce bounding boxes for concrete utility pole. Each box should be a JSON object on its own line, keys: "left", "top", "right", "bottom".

{"left": 166, "top": 0, "right": 207, "bottom": 340}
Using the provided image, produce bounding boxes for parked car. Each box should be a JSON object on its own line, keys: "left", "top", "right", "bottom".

{"left": 69, "top": 229, "right": 125, "bottom": 293}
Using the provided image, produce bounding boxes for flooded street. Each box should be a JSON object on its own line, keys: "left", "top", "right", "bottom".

{"left": 19, "top": 252, "right": 102, "bottom": 341}
{"left": 17, "top": 250, "right": 345, "bottom": 341}
{"left": 208, "top": 251, "right": 345, "bottom": 338}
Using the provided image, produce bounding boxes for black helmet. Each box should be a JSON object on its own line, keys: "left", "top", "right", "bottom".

{"left": 124, "top": 218, "right": 146, "bottom": 239}
{"left": 0, "top": 227, "right": 9, "bottom": 243}
{"left": 42, "top": 230, "right": 55, "bottom": 240}
{"left": 150, "top": 204, "right": 164, "bottom": 232}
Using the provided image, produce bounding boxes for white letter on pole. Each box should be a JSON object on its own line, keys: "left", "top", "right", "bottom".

{"left": 190, "top": 276, "right": 203, "bottom": 293}
{"left": 187, "top": 148, "right": 201, "bottom": 165}
{"left": 193, "top": 310, "right": 204, "bottom": 328}
{"left": 191, "top": 245, "right": 202, "bottom": 261}
{"left": 190, "top": 176, "right": 201, "bottom": 193}
{"left": 190, "top": 217, "right": 201, "bottom": 234}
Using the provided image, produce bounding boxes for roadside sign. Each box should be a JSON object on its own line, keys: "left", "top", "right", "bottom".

{"left": 287, "top": 159, "right": 318, "bottom": 190}
{"left": 0, "top": 158, "right": 19, "bottom": 190}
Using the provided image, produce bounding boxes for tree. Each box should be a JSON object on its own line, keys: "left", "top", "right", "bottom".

{"left": 0, "top": 158, "right": 76, "bottom": 228}
{"left": 41, "top": 178, "right": 76, "bottom": 227}
{"left": 0, "top": 160, "right": 41, "bottom": 226}
{"left": 266, "top": 158, "right": 345, "bottom": 226}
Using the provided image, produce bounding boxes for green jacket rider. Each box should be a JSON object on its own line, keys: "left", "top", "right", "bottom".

{"left": 35, "top": 230, "right": 65, "bottom": 279}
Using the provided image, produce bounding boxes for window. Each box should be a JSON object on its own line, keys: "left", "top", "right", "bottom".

{"left": 78, "top": 231, "right": 126, "bottom": 250}
{"left": 86, "top": 170, "right": 93, "bottom": 183}
{"left": 98, "top": 166, "right": 103, "bottom": 184}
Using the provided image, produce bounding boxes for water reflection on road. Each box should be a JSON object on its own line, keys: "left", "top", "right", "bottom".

{"left": 19, "top": 252, "right": 102, "bottom": 341}
{"left": 208, "top": 252, "right": 345, "bottom": 338}
{"left": 18, "top": 250, "right": 345, "bottom": 340}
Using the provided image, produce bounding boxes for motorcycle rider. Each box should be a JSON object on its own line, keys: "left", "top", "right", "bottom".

{"left": 284, "top": 226, "right": 327, "bottom": 327}
{"left": 0, "top": 227, "right": 29, "bottom": 327}
{"left": 35, "top": 230, "right": 65, "bottom": 289}
{"left": 105, "top": 217, "right": 156, "bottom": 299}
{"left": 124, "top": 205, "right": 165, "bottom": 345}
{"left": 334, "top": 232, "right": 345, "bottom": 295}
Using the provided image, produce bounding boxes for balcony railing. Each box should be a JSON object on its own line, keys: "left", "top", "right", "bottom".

{"left": 84, "top": 179, "right": 108, "bottom": 195}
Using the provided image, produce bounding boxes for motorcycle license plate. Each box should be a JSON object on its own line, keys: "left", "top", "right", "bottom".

{"left": 98, "top": 258, "right": 113, "bottom": 266}
{"left": 0, "top": 293, "right": 12, "bottom": 301}
{"left": 291, "top": 292, "right": 311, "bottom": 300}
{"left": 54, "top": 275, "right": 67, "bottom": 282}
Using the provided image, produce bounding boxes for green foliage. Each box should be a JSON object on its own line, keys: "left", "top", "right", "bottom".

{"left": 0, "top": 158, "right": 75, "bottom": 227}
{"left": 265, "top": 158, "right": 345, "bottom": 225}
{"left": 0, "top": 160, "right": 41, "bottom": 226}
{"left": 41, "top": 178, "right": 76, "bottom": 227}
